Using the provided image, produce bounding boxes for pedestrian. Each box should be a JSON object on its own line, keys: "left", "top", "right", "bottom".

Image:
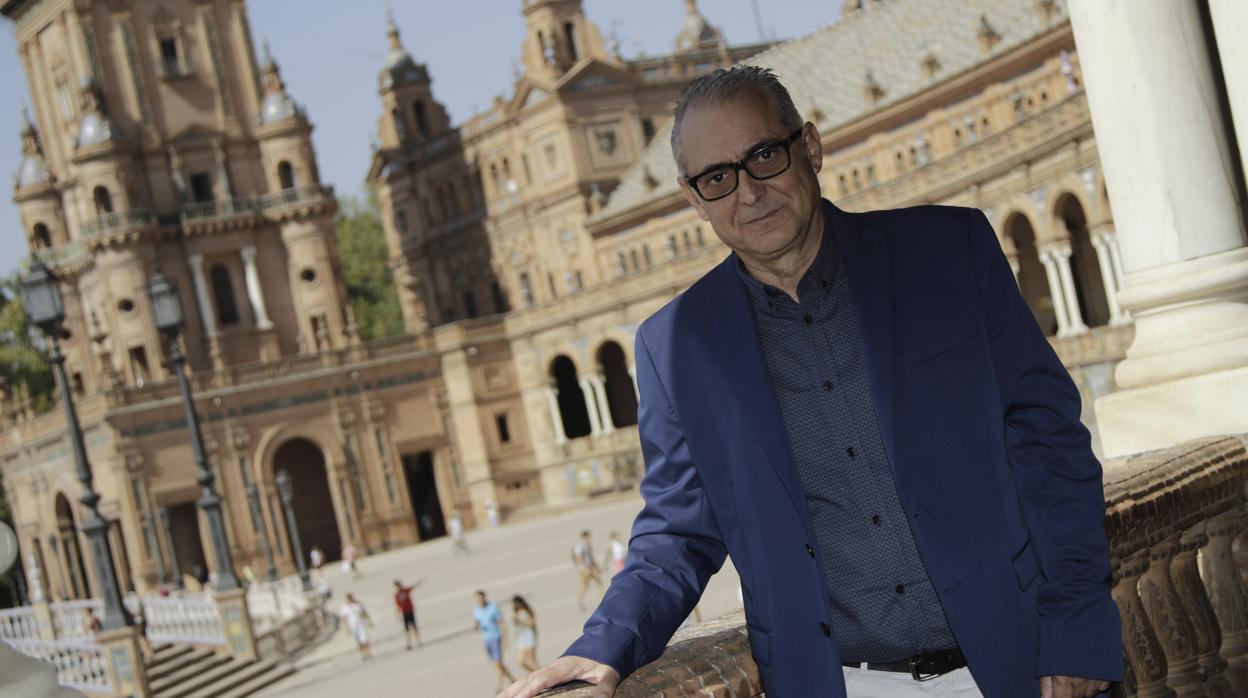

{"left": 83, "top": 609, "right": 102, "bottom": 636}
{"left": 604, "top": 530, "right": 627, "bottom": 576}
{"left": 309, "top": 545, "right": 324, "bottom": 573}
{"left": 448, "top": 512, "right": 470, "bottom": 555}
{"left": 486, "top": 499, "right": 501, "bottom": 528}
{"left": 571, "top": 530, "right": 602, "bottom": 611}
{"left": 512, "top": 595, "right": 539, "bottom": 673}
{"left": 339, "top": 592, "right": 372, "bottom": 660}
{"left": 393, "top": 578, "right": 424, "bottom": 650}
{"left": 341, "top": 541, "right": 360, "bottom": 577}
{"left": 472, "top": 590, "right": 515, "bottom": 690}
{"left": 502, "top": 65, "right": 1121, "bottom": 698}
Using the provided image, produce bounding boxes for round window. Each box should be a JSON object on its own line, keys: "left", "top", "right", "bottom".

{"left": 60, "top": 329, "right": 72, "bottom": 341}
{"left": 300, "top": 268, "right": 317, "bottom": 283}
{"left": 118, "top": 298, "right": 135, "bottom": 313}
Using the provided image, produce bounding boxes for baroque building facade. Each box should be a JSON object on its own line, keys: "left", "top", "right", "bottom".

{"left": 2, "top": 0, "right": 1131, "bottom": 602}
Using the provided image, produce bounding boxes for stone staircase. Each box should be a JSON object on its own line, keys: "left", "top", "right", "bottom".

{"left": 146, "top": 643, "right": 294, "bottom": 698}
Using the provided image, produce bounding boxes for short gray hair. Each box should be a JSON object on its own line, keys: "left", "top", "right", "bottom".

{"left": 670, "top": 65, "right": 804, "bottom": 175}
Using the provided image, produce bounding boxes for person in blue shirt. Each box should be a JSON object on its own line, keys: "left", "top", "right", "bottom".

{"left": 474, "top": 590, "right": 516, "bottom": 691}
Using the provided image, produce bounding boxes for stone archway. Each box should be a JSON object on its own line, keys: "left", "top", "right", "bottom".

{"left": 53, "top": 493, "right": 90, "bottom": 600}
{"left": 597, "top": 341, "right": 637, "bottom": 428}
{"left": 401, "top": 451, "right": 447, "bottom": 541}
{"left": 1055, "top": 193, "right": 1110, "bottom": 328}
{"left": 273, "top": 438, "right": 342, "bottom": 564}
{"left": 551, "top": 355, "right": 591, "bottom": 439}
{"left": 1005, "top": 212, "right": 1057, "bottom": 336}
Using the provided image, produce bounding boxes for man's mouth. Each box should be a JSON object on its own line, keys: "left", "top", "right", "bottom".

{"left": 742, "top": 208, "right": 780, "bottom": 225}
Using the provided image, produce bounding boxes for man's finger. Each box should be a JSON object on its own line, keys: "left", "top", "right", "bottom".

{"left": 1053, "top": 675, "right": 1073, "bottom": 698}
{"left": 1040, "top": 675, "right": 1053, "bottom": 698}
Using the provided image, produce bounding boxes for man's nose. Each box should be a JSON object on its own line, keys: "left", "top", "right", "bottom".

{"left": 737, "top": 172, "right": 766, "bottom": 204}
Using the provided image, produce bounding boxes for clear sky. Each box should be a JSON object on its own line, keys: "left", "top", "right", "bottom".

{"left": 0, "top": 1, "right": 841, "bottom": 278}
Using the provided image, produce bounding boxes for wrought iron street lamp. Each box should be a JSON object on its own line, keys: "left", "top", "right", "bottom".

{"left": 246, "top": 483, "right": 278, "bottom": 581}
{"left": 274, "top": 470, "right": 311, "bottom": 590}
{"left": 19, "top": 261, "right": 132, "bottom": 629}
{"left": 147, "top": 272, "right": 240, "bottom": 590}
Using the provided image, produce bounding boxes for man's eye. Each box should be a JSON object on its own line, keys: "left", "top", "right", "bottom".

{"left": 755, "top": 147, "right": 780, "bottom": 161}
{"left": 706, "top": 172, "right": 728, "bottom": 185}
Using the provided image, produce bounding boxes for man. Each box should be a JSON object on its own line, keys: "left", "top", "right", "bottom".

{"left": 393, "top": 578, "right": 424, "bottom": 650}
{"left": 449, "top": 511, "right": 471, "bottom": 556}
{"left": 500, "top": 66, "right": 1121, "bottom": 698}
{"left": 572, "top": 530, "right": 604, "bottom": 611}
{"left": 474, "top": 590, "right": 516, "bottom": 691}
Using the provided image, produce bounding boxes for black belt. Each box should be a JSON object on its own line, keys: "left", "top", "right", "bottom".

{"left": 842, "top": 646, "right": 967, "bottom": 681}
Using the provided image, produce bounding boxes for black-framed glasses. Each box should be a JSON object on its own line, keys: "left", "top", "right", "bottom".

{"left": 685, "top": 126, "right": 805, "bottom": 201}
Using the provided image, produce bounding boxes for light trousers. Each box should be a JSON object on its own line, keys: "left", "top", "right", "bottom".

{"left": 842, "top": 665, "right": 985, "bottom": 697}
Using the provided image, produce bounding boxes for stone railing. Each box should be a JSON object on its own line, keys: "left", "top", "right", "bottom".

{"left": 3, "top": 638, "right": 113, "bottom": 694}
{"left": 0, "top": 607, "right": 40, "bottom": 642}
{"left": 544, "top": 435, "right": 1248, "bottom": 697}
{"left": 78, "top": 209, "right": 157, "bottom": 236}
{"left": 253, "top": 596, "right": 330, "bottom": 661}
{"left": 245, "top": 577, "right": 312, "bottom": 633}
{"left": 50, "top": 599, "right": 103, "bottom": 641}
{"left": 142, "top": 595, "right": 226, "bottom": 646}
{"left": 255, "top": 183, "right": 335, "bottom": 210}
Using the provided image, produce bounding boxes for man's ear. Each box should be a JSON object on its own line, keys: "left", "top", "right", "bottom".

{"left": 802, "top": 121, "right": 824, "bottom": 174}
{"left": 677, "top": 178, "right": 711, "bottom": 221}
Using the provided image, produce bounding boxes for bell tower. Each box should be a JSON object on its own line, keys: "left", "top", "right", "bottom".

{"left": 520, "top": 0, "right": 608, "bottom": 82}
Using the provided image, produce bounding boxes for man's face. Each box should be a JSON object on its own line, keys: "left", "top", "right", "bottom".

{"left": 676, "top": 90, "right": 823, "bottom": 265}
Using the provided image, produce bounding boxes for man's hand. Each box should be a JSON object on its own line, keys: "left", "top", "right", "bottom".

{"left": 1041, "top": 675, "right": 1111, "bottom": 698}
{"left": 497, "top": 656, "right": 620, "bottom": 698}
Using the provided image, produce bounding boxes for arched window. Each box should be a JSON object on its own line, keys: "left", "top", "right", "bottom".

{"left": 32, "top": 223, "right": 52, "bottom": 249}
{"left": 413, "top": 100, "right": 430, "bottom": 139}
{"left": 93, "top": 185, "right": 113, "bottom": 215}
{"left": 278, "top": 161, "right": 297, "bottom": 190}
{"left": 209, "top": 264, "right": 240, "bottom": 326}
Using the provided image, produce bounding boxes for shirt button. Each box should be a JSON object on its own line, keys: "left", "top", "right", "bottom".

{"left": 819, "top": 622, "right": 831, "bottom": 637}
{"left": 872, "top": 514, "right": 882, "bottom": 526}
{"left": 846, "top": 447, "right": 856, "bottom": 458}
{"left": 823, "top": 380, "right": 833, "bottom": 391}
{"left": 805, "top": 544, "right": 815, "bottom": 558}
{"left": 803, "top": 314, "right": 813, "bottom": 325}
{"left": 895, "top": 584, "right": 906, "bottom": 595}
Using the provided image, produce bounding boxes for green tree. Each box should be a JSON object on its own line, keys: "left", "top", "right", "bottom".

{"left": 334, "top": 194, "right": 405, "bottom": 341}
{"left": 0, "top": 274, "right": 55, "bottom": 413}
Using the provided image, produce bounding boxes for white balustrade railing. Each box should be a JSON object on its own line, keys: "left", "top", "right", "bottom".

{"left": 3, "top": 638, "right": 113, "bottom": 694}
{"left": 246, "top": 577, "right": 313, "bottom": 632}
{"left": 0, "top": 607, "right": 40, "bottom": 641}
{"left": 142, "top": 595, "right": 225, "bottom": 645}
{"left": 50, "top": 599, "right": 103, "bottom": 641}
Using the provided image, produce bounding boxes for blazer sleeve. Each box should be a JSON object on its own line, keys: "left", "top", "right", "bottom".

{"left": 562, "top": 326, "right": 728, "bottom": 679}
{"left": 965, "top": 208, "right": 1123, "bottom": 681}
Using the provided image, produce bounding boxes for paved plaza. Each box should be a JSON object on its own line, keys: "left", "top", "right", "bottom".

{"left": 253, "top": 495, "right": 743, "bottom": 697}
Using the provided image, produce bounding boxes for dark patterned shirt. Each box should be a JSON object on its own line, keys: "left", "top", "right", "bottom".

{"left": 735, "top": 212, "right": 957, "bottom": 662}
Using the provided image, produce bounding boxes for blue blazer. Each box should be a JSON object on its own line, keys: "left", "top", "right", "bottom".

{"left": 565, "top": 203, "right": 1123, "bottom": 697}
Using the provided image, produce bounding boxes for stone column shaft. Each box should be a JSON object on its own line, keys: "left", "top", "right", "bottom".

{"left": 1052, "top": 243, "right": 1089, "bottom": 335}
{"left": 188, "top": 254, "right": 218, "bottom": 336}
{"left": 240, "top": 245, "right": 272, "bottom": 329}
{"left": 1091, "top": 232, "right": 1128, "bottom": 326}
{"left": 1039, "top": 251, "right": 1072, "bottom": 336}
{"left": 544, "top": 387, "right": 567, "bottom": 444}
{"left": 579, "top": 378, "right": 603, "bottom": 436}
{"left": 589, "top": 374, "right": 615, "bottom": 432}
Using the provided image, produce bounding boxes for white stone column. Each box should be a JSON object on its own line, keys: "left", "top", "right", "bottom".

{"left": 239, "top": 245, "right": 272, "bottom": 329}
{"left": 1090, "top": 231, "right": 1129, "bottom": 326}
{"left": 589, "top": 373, "right": 615, "bottom": 432}
{"left": 1207, "top": 0, "right": 1248, "bottom": 177}
{"left": 628, "top": 366, "right": 639, "bottom": 401}
{"left": 1070, "top": 0, "right": 1248, "bottom": 457}
{"left": 1104, "top": 227, "right": 1126, "bottom": 292}
{"left": 543, "top": 386, "right": 567, "bottom": 444}
{"left": 578, "top": 377, "right": 603, "bottom": 436}
{"left": 1038, "top": 250, "right": 1072, "bottom": 336}
{"left": 188, "top": 254, "right": 218, "bottom": 336}
{"left": 1051, "top": 243, "right": 1089, "bottom": 335}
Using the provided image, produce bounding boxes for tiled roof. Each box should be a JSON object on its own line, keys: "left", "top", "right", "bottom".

{"left": 591, "top": 0, "right": 1068, "bottom": 225}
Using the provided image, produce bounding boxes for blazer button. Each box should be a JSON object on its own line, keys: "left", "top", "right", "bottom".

{"left": 819, "top": 622, "right": 831, "bottom": 637}
{"left": 805, "top": 544, "right": 815, "bottom": 558}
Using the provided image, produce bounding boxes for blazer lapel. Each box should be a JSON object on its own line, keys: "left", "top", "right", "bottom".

{"left": 831, "top": 204, "right": 899, "bottom": 470}
{"left": 705, "top": 256, "right": 808, "bottom": 517}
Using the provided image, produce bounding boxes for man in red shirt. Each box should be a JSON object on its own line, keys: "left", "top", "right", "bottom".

{"left": 393, "top": 578, "right": 424, "bottom": 650}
